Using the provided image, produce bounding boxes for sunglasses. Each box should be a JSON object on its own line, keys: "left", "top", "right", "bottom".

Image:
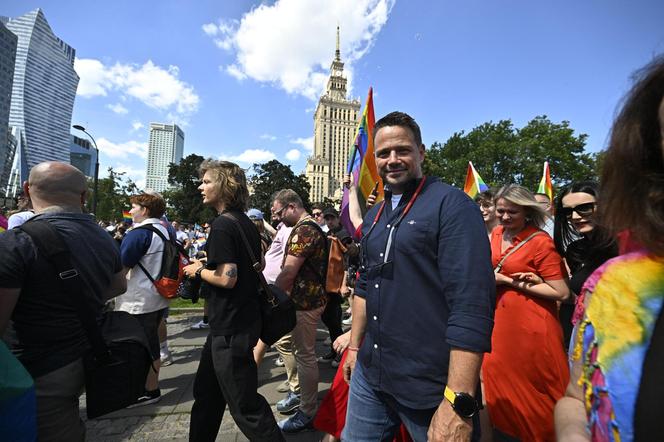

{"left": 560, "top": 202, "right": 596, "bottom": 220}
{"left": 272, "top": 205, "right": 287, "bottom": 217}
{"left": 312, "top": 211, "right": 322, "bottom": 217}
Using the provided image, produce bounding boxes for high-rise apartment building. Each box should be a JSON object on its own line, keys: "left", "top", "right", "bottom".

{"left": 0, "top": 21, "right": 17, "bottom": 195}
{"left": 2, "top": 9, "right": 79, "bottom": 195}
{"left": 146, "top": 123, "right": 184, "bottom": 193}
{"left": 70, "top": 134, "right": 96, "bottom": 178}
{"left": 305, "top": 27, "right": 360, "bottom": 202}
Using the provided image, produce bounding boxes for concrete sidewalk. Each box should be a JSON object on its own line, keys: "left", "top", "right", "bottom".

{"left": 82, "top": 312, "right": 341, "bottom": 441}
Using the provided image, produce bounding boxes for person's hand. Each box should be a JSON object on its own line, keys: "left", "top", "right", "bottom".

{"left": 510, "top": 272, "right": 543, "bottom": 285}
{"left": 366, "top": 192, "right": 377, "bottom": 209}
{"left": 494, "top": 272, "right": 512, "bottom": 286}
{"left": 333, "top": 331, "right": 351, "bottom": 354}
{"left": 183, "top": 259, "right": 202, "bottom": 278}
{"left": 343, "top": 348, "right": 357, "bottom": 385}
{"left": 343, "top": 174, "right": 352, "bottom": 188}
{"left": 427, "top": 400, "right": 472, "bottom": 442}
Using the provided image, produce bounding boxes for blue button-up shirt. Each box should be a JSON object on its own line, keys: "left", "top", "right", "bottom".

{"left": 355, "top": 177, "right": 495, "bottom": 409}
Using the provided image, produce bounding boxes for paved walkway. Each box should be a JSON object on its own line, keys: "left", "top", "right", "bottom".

{"left": 82, "top": 311, "right": 342, "bottom": 441}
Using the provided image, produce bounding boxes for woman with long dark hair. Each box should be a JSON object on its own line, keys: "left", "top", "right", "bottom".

{"left": 553, "top": 181, "right": 617, "bottom": 349}
{"left": 555, "top": 57, "right": 664, "bottom": 441}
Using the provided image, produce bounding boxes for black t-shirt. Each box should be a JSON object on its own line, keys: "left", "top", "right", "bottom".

{"left": 205, "top": 210, "right": 262, "bottom": 335}
{"left": 0, "top": 213, "right": 122, "bottom": 378}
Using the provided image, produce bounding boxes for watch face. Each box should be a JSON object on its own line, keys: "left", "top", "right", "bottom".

{"left": 454, "top": 393, "right": 478, "bottom": 418}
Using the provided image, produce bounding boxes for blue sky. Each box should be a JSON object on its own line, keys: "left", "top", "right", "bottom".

{"left": 4, "top": 0, "right": 664, "bottom": 189}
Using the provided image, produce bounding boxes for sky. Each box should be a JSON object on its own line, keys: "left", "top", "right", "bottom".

{"left": 4, "top": 0, "right": 664, "bottom": 189}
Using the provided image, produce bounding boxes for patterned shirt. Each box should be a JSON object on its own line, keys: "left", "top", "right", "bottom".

{"left": 570, "top": 250, "right": 664, "bottom": 441}
{"left": 284, "top": 217, "right": 327, "bottom": 310}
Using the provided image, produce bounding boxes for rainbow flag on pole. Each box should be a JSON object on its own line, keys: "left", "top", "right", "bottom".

{"left": 537, "top": 161, "right": 553, "bottom": 201}
{"left": 463, "top": 161, "right": 489, "bottom": 198}
{"left": 340, "top": 87, "right": 383, "bottom": 233}
{"left": 122, "top": 210, "right": 132, "bottom": 224}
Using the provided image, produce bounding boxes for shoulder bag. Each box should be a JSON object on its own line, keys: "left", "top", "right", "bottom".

{"left": 222, "top": 213, "right": 296, "bottom": 346}
{"left": 493, "top": 231, "right": 544, "bottom": 274}
{"left": 19, "top": 220, "right": 152, "bottom": 419}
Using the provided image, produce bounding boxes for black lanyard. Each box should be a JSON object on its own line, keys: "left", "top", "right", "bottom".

{"left": 363, "top": 177, "right": 427, "bottom": 263}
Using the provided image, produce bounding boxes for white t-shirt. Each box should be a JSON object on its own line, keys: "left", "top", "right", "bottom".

{"left": 8, "top": 211, "right": 35, "bottom": 229}
{"left": 391, "top": 194, "right": 403, "bottom": 210}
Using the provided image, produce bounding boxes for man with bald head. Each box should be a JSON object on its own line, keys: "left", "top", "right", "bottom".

{"left": 0, "top": 161, "right": 127, "bottom": 441}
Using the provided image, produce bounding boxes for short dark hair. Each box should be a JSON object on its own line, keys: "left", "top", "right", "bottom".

{"left": 474, "top": 189, "right": 495, "bottom": 206}
{"left": 273, "top": 189, "right": 304, "bottom": 209}
{"left": 374, "top": 111, "right": 422, "bottom": 147}
{"left": 130, "top": 193, "right": 165, "bottom": 218}
{"left": 599, "top": 56, "right": 664, "bottom": 256}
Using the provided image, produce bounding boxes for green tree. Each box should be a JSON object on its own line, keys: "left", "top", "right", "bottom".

{"left": 163, "top": 154, "right": 216, "bottom": 224}
{"left": 248, "top": 160, "right": 311, "bottom": 215}
{"left": 93, "top": 167, "right": 139, "bottom": 221}
{"left": 423, "top": 116, "right": 597, "bottom": 191}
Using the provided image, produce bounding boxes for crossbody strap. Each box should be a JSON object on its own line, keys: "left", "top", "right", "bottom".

{"left": 634, "top": 301, "right": 664, "bottom": 439}
{"left": 19, "top": 220, "right": 111, "bottom": 363}
{"left": 134, "top": 224, "right": 170, "bottom": 283}
{"left": 221, "top": 213, "right": 277, "bottom": 306}
{"left": 494, "top": 231, "right": 544, "bottom": 274}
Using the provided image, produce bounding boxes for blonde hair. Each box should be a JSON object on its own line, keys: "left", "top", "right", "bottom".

{"left": 494, "top": 184, "right": 549, "bottom": 229}
{"left": 198, "top": 159, "right": 249, "bottom": 211}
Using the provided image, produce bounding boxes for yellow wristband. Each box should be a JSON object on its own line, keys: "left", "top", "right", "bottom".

{"left": 444, "top": 385, "right": 456, "bottom": 405}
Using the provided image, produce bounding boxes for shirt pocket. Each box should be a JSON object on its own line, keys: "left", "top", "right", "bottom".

{"left": 394, "top": 220, "right": 431, "bottom": 254}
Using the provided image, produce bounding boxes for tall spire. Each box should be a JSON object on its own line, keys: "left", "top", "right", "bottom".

{"left": 335, "top": 25, "right": 341, "bottom": 61}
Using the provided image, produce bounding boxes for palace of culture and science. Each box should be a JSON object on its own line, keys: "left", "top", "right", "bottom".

{"left": 304, "top": 27, "right": 361, "bottom": 202}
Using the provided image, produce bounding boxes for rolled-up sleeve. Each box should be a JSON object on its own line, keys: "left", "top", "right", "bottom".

{"left": 438, "top": 196, "right": 495, "bottom": 353}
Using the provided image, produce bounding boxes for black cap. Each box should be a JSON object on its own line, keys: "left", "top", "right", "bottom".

{"left": 323, "top": 208, "right": 339, "bottom": 218}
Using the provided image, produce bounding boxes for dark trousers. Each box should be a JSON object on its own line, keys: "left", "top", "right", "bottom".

{"left": 189, "top": 327, "right": 284, "bottom": 442}
{"left": 321, "top": 294, "right": 343, "bottom": 350}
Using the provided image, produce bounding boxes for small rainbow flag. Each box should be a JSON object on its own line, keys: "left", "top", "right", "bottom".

{"left": 463, "top": 161, "right": 489, "bottom": 198}
{"left": 340, "top": 87, "right": 383, "bottom": 233}
{"left": 122, "top": 210, "right": 132, "bottom": 223}
{"left": 537, "top": 161, "right": 553, "bottom": 201}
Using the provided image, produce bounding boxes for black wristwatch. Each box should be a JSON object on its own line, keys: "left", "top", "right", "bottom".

{"left": 443, "top": 386, "right": 479, "bottom": 418}
{"left": 195, "top": 266, "right": 205, "bottom": 280}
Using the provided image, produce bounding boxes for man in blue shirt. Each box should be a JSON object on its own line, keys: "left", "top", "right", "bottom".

{"left": 342, "top": 112, "right": 495, "bottom": 441}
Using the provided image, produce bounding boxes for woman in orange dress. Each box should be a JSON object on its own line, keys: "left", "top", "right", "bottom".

{"left": 482, "top": 184, "right": 570, "bottom": 441}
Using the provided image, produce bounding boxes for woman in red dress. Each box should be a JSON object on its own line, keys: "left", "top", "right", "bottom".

{"left": 482, "top": 184, "right": 570, "bottom": 441}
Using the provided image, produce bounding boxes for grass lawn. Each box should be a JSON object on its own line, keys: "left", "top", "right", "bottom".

{"left": 169, "top": 297, "right": 204, "bottom": 309}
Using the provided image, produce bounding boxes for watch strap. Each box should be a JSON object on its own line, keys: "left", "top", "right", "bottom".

{"left": 444, "top": 385, "right": 457, "bottom": 406}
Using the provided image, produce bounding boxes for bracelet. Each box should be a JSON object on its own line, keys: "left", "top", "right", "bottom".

{"left": 195, "top": 266, "right": 205, "bottom": 280}
{"left": 347, "top": 346, "right": 360, "bottom": 352}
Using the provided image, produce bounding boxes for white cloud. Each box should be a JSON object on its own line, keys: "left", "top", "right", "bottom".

{"left": 97, "top": 137, "right": 148, "bottom": 159}
{"left": 205, "top": 0, "right": 395, "bottom": 100}
{"left": 285, "top": 149, "right": 301, "bottom": 161}
{"left": 131, "top": 121, "right": 145, "bottom": 132}
{"left": 74, "top": 58, "right": 200, "bottom": 116}
{"left": 107, "top": 103, "right": 129, "bottom": 115}
{"left": 113, "top": 165, "right": 147, "bottom": 190}
{"left": 260, "top": 133, "right": 277, "bottom": 141}
{"left": 290, "top": 136, "right": 314, "bottom": 152}
{"left": 222, "top": 149, "right": 276, "bottom": 164}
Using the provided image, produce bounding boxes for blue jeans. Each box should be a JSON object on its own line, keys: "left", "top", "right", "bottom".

{"left": 342, "top": 362, "right": 480, "bottom": 442}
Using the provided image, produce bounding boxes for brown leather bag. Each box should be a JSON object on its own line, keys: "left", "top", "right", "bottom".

{"left": 325, "top": 236, "right": 347, "bottom": 294}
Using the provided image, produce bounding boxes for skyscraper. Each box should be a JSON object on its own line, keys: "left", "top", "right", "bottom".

{"left": 305, "top": 27, "right": 360, "bottom": 202}
{"left": 0, "top": 21, "right": 17, "bottom": 195}
{"left": 69, "top": 134, "right": 96, "bottom": 178}
{"left": 146, "top": 123, "right": 185, "bottom": 193}
{"left": 2, "top": 9, "right": 79, "bottom": 194}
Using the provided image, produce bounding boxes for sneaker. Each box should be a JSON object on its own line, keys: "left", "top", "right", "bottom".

{"left": 276, "top": 391, "right": 301, "bottom": 414}
{"left": 127, "top": 389, "right": 161, "bottom": 408}
{"left": 331, "top": 353, "right": 342, "bottom": 368}
{"left": 276, "top": 380, "right": 290, "bottom": 393}
{"left": 278, "top": 409, "right": 314, "bottom": 433}
{"left": 190, "top": 320, "right": 209, "bottom": 330}
{"left": 274, "top": 356, "right": 285, "bottom": 367}
{"left": 160, "top": 349, "right": 173, "bottom": 367}
{"left": 317, "top": 350, "right": 336, "bottom": 363}
{"left": 342, "top": 316, "right": 353, "bottom": 326}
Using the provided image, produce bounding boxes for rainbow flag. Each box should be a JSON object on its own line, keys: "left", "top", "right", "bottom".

{"left": 463, "top": 161, "right": 489, "bottom": 198}
{"left": 340, "top": 87, "right": 383, "bottom": 233}
{"left": 122, "top": 210, "right": 132, "bottom": 223}
{"left": 0, "top": 214, "right": 7, "bottom": 233}
{"left": 537, "top": 161, "right": 553, "bottom": 201}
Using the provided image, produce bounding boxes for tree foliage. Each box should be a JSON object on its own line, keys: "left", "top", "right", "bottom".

{"left": 163, "top": 154, "right": 216, "bottom": 224}
{"left": 248, "top": 160, "right": 311, "bottom": 216}
{"left": 93, "top": 167, "right": 139, "bottom": 221}
{"left": 423, "top": 116, "right": 598, "bottom": 191}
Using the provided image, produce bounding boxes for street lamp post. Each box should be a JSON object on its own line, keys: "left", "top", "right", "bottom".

{"left": 72, "top": 124, "right": 100, "bottom": 216}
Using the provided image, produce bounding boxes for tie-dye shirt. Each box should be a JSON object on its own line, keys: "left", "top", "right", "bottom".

{"left": 570, "top": 250, "right": 664, "bottom": 441}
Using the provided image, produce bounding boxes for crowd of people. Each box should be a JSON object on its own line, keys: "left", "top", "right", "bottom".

{"left": 2, "top": 56, "right": 664, "bottom": 442}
